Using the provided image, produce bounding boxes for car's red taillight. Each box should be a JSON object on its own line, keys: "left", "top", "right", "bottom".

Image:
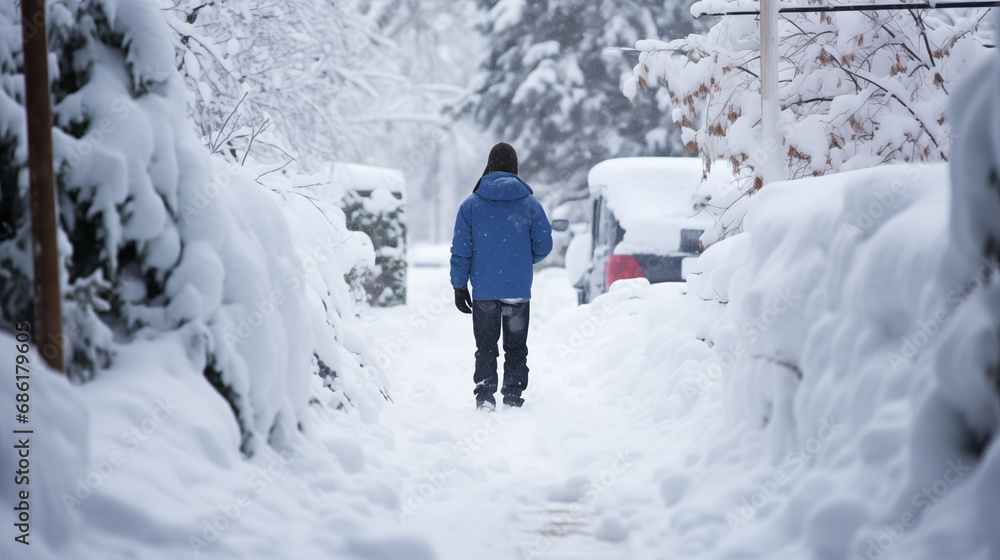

{"left": 605, "top": 254, "right": 645, "bottom": 288}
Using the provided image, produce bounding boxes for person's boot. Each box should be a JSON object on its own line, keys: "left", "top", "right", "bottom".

{"left": 474, "top": 382, "right": 496, "bottom": 412}
{"left": 502, "top": 395, "right": 524, "bottom": 409}
{"left": 477, "top": 398, "right": 496, "bottom": 412}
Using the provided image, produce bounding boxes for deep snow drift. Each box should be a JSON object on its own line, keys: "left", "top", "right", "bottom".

{"left": 0, "top": 1, "right": 394, "bottom": 557}
{"left": 576, "top": 162, "right": 995, "bottom": 560}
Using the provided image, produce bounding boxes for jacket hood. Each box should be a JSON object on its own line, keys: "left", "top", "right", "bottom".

{"left": 475, "top": 172, "right": 533, "bottom": 201}
{"left": 483, "top": 142, "right": 518, "bottom": 176}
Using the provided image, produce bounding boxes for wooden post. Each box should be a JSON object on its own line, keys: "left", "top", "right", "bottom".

{"left": 760, "top": 0, "right": 784, "bottom": 185}
{"left": 21, "top": 0, "right": 64, "bottom": 373}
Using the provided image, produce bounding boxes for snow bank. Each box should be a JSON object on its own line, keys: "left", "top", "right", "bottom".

{"left": 567, "top": 39, "right": 1000, "bottom": 555}
{"left": 575, "top": 158, "right": 997, "bottom": 558}
{"left": 0, "top": 332, "right": 430, "bottom": 559}
{"left": 0, "top": 1, "right": 421, "bottom": 556}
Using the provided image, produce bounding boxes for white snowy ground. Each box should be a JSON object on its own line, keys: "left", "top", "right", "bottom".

{"left": 2, "top": 253, "right": 681, "bottom": 560}
{"left": 9, "top": 100, "right": 1000, "bottom": 560}
{"left": 361, "top": 253, "right": 653, "bottom": 560}
{"left": 364, "top": 161, "right": 1000, "bottom": 560}
{"left": 6, "top": 163, "right": 999, "bottom": 560}
{"left": 364, "top": 259, "right": 757, "bottom": 560}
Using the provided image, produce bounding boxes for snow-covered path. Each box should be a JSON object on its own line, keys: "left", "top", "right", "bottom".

{"left": 360, "top": 258, "right": 650, "bottom": 560}
{"left": 18, "top": 159, "right": 1000, "bottom": 560}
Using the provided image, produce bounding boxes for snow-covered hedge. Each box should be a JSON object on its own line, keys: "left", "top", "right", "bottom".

{"left": 342, "top": 188, "right": 408, "bottom": 307}
{"left": 0, "top": 0, "right": 387, "bottom": 454}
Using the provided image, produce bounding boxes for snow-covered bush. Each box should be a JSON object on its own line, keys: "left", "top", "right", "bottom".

{"left": 0, "top": 0, "right": 386, "bottom": 454}
{"left": 160, "top": 0, "right": 376, "bottom": 167}
{"left": 163, "top": 0, "right": 489, "bottom": 244}
{"left": 342, "top": 188, "right": 408, "bottom": 307}
{"left": 626, "top": 2, "right": 992, "bottom": 230}
{"left": 896, "top": 15, "right": 1000, "bottom": 555}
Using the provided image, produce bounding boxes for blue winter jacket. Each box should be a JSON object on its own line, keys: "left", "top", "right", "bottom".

{"left": 450, "top": 172, "right": 552, "bottom": 300}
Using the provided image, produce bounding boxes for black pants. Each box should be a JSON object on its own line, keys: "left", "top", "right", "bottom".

{"left": 472, "top": 299, "right": 530, "bottom": 405}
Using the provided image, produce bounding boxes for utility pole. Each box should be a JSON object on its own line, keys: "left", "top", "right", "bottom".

{"left": 21, "top": 0, "right": 64, "bottom": 373}
{"left": 759, "top": 0, "right": 784, "bottom": 186}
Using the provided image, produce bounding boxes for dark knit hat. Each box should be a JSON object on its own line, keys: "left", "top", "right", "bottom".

{"left": 474, "top": 142, "right": 518, "bottom": 192}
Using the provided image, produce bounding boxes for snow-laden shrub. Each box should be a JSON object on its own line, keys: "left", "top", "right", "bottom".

{"left": 889, "top": 17, "right": 1000, "bottom": 555}
{"left": 342, "top": 189, "right": 407, "bottom": 307}
{"left": 626, "top": 1, "right": 992, "bottom": 239}
{"left": 0, "top": 0, "right": 387, "bottom": 455}
{"left": 160, "top": 0, "right": 369, "bottom": 167}
{"left": 161, "top": 0, "right": 489, "bottom": 245}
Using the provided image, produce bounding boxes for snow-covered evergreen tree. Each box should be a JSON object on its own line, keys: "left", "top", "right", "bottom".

{"left": 0, "top": 0, "right": 387, "bottom": 454}
{"left": 461, "top": 0, "right": 698, "bottom": 206}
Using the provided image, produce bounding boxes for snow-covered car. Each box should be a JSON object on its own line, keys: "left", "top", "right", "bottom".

{"left": 565, "top": 157, "right": 712, "bottom": 304}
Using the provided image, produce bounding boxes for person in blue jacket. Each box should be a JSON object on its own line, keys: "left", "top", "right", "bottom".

{"left": 451, "top": 142, "right": 553, "bottom": 411}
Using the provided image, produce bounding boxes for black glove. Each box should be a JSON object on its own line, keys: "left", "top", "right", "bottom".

{"left": 454, "top": 286, "right": 473, "bottom": 314}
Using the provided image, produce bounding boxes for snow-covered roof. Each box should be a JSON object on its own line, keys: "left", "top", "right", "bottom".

{"left": 587, "top": 157, "right": 713, "bottom": 253}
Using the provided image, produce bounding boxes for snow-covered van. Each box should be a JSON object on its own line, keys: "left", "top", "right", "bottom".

{"left": 565, "top": 157, "right": 712, "bottom": 304}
